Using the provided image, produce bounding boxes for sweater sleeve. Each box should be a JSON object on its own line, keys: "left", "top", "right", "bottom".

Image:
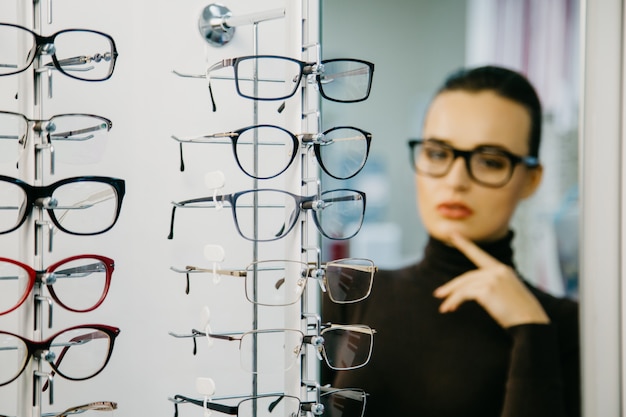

{"left": 501, "top": 323, "right": 580, "bottom": 417}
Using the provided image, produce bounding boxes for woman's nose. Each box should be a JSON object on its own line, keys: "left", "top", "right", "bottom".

{"left": 443, "top": 156, "right": 472, "bottom": 189}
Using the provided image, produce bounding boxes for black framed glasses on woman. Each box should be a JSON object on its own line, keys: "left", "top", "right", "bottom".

{"left": 174, "top": 55, "right": 374, "bottom": 111}
{"left": 0, "top": 175, "right": 125, "bottom": 235}
{"left": 0, "top": 23, "right": 118, "bottom": 81}
{"left": 0, "top": 324, "right": 120, "bottom": 387}
{"left": 172, "top": 125, "right": 372, "bottom": 180}
{"left": 0, "top": 254, "right": 114, "bottom": 317}
{"left": 408, "top": 138, "right": 540, "bottom": 188}
{"left": 170, "top": 258, "right": 377, "bottom": 306}
{"left": 168, "top": 188, "right": 366, "bottom": 242}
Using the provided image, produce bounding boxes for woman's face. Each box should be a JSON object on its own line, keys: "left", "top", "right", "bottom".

{"left": 416, "top": 90, "right": 543, "bottom": 243}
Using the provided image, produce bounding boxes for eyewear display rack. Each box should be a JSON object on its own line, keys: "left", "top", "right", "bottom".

{"left": 10, "top": 2, "right": 119, "bottom": 417}
{"left": 167, "top": 0, "right": 323, "bottom": 412}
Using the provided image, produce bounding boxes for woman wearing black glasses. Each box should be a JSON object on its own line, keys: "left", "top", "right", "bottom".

{"left": 323, "top": 66, "right": 579, "bottom": 417}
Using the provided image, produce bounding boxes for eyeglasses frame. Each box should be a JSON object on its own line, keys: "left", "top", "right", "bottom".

{"left": 408, "top": 138, "right": 540, "bottom": 188}
{"left": 0, "top": 23, "right": 118, "bottom": 81}
{"left": 0, "top": 254, "right": 114, "bottom": 316}
{"left": 168, "top": 188, "right": 366, "bottom": 242}
{"left": 0, "top": 175, "right": 125, "bottom": 236}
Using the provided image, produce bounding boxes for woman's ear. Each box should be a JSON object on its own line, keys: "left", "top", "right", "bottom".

{"left": 520, "top": 164, "right": 543, "bottom": 199}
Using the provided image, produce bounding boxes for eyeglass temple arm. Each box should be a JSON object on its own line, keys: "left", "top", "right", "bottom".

{"left": 168, "top": 195, "right": 228, "bottom": 239}
{"left": 171, "top": 133, "right": 237, "bottom": 172}
{"left": 48, "top": 263, "right": 107, "bottom": 281}
{"left": 169, "top": 265, "right": 246, "bottom": 294}
{"left": 52, "top": 401, "right": 118, "bottom": 417}
{"left": 49, "top": 122, "right": 110, "bottom": 141}
{"left": 319, "top": 66, "right": 371, "bottom": 84}
{"left": 169, "top": 395, "right": 238, "bottom": 416}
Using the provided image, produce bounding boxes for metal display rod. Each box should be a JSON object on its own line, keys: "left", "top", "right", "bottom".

{"left": 198, "top": 3, "right": 285, "bottom": 46}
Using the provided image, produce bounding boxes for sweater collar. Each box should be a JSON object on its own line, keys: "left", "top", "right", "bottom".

{"left": 421, "top": 231, "right": 517, "bottom": 278}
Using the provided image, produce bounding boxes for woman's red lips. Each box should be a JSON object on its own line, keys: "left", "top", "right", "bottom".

{"left": 437, "top": 202, "right": 473, "bottom": 219}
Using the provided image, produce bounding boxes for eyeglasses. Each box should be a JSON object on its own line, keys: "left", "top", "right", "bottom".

{"left": 172, "top": 125, "right": 372, "bottom": 180}
{"left": 0, "top": 23, "right": 118, "bottom": 81}
{"left": 0, "top": 401, "right": 117, "bottom": 417}
{"left": 168, "top": 188, "right": 366, "bottom": 242}
{"left": 170, "top": 393, "right": 301, "bottom": 417}
{"left": 0, "top": 175, "right": 125, "bottom": 235}
{"left": 170, "top": 258, "right": 377, "bottom": 306}
{"left": 0, "top": 324, "right": 120, "bottom": 387}
{"left": 170, "top": 388, "right": 367, "bottom": 417}
{"left": 0, "top": 254, "right": 114, "bottom": 316}
{"left": 0, "top": 111, "right": 112, "bottom": 173}
{"left": 170, "top": 324, "right": 376, "bottom": 373}
{"left": 175, "top": 55, "right": 374, "bottom": 111}
{"left": 408, "top": 139, "right": 539, "bottom": 188}
{"left": 318, "top": 387, "right": 367, "bottom": 417}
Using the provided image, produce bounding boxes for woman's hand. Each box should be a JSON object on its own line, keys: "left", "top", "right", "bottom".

{"left": 433, "top": 232, "right": 550, "bottom": 328}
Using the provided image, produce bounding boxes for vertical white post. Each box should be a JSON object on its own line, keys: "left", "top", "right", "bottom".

{"left": 579, "top": 0, "right": 623, "bottom": 415}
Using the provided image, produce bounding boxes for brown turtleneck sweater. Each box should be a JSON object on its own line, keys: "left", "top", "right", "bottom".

{"left": 322, "top": 232, "right": 580, "bottom": 417}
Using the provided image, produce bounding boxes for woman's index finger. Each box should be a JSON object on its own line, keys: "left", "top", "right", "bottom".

{"left": 450, "top": 232, "right": 499, "bottom": 268}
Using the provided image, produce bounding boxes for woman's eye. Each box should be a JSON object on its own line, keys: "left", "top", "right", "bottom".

{"left": 424, "top": 147, "right": 449, "bottom": 161}
{"left": 475, "top": 154, "right": 508, "bottom": 170}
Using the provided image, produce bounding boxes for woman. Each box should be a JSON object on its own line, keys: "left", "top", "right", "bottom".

{"left": 323, "top": 66, "right": 580, "bottom": 417}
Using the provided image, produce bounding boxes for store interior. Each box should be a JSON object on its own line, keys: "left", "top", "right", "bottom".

{"left": 0, "top": 0, "right": 618, "bottom": 416}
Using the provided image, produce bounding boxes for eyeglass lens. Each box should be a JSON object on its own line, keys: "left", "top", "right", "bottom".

{"left": 318, "top": 59, "right": 374, "bottom": 103}
{"left": 0, "top": 24, "right": 116, "bottom": 81}
{"left": 238, "top": 329, "right": 303, "bottom": 374}
{"left": 244, "top": 261, "right": 307, "bottom": 306}
{"left": 0, "top": 326, "right": 116, "bottom": 386}
{"left": 316, "top": 127, "right": 371, "bottom": 180}
{"left": 0, "top": 255, "right": 112, "bottom": 315}
{"left": 412, "top": 140, "right": 515, "bottom": 186}
{"left": 228, "top": 189, "right": 364, "bottom": 241}
{"left": 242, "top": 259, "right": 374, "bottom": 306}
{"left": 234, "top": 56, "right": 303, "bottom": 100}
{"left": 320, "top": 389, "right": 367, "bottom": 417}
{"left": 0, "top": 177, "right": 122, "bottom": 235}
{"left": 232, "top": 125, "right": 297, "bottom": 179}
{"left": 237, "top": 395, "right": 300, "bottom": 417}
{"left": 320, "top": 325, "right": 374, "bottom": 370}
{"left": 325, "top": 259, "right": 375, "bottom": 303}
{"left": 0, "top": 112, "right": 111, "bottom": 164}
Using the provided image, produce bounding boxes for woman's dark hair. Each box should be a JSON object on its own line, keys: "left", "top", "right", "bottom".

{"left": 438, "top": 65, "right": 542, "bottom": 158}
